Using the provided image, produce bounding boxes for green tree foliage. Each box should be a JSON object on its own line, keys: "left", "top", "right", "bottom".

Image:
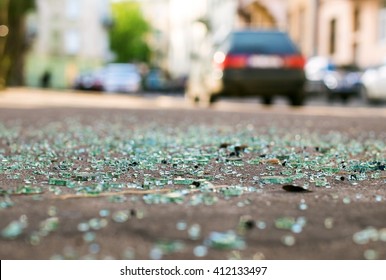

{"left": 0, "top": 0, "right": 35, "bottom": 89}
{"left": 109, "top": 1, "right": 151, "bottom": 63}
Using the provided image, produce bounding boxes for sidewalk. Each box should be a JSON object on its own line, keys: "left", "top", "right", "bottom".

{"left": 0, "top": 87, "right": 188, "bottom": 110}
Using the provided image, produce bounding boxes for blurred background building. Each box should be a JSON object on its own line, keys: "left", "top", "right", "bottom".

{"left": 139, "top": 0, "right": 287, "bottom": 79}
{"left": 237, "top": 0, "right": 288, "bottom": 29}
{"left": 25, "top": 0, "right": 112, "bottom": 89}
{"left": 139, "top": 0, "right": 237, "bottom": 79}
{"left": 288, "top": 0, "right": 386, "bottom": 68}
{"left": 2, "top": 0, "right": 386, "bottom": 90}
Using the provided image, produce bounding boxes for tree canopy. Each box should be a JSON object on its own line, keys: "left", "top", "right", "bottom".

{"left": 109, "top": 1, "right": 151, "bottom": 63}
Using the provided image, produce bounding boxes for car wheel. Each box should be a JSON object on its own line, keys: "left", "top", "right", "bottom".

{"left": 185, "top": 91, "right": 199, "bottom": 105}
{"left": 326, "top": 93, "right": 334, "bottom": 103}
{"left": 324, "top": 88, "right": 336, "bottom": 103}
{"left": 186, "top": 92, "right": 217, "bottom": 107}
{"left": 262, "top": 96, "right": 273, "bottom": 105}
{"left": 341, "top": 94, "right": 349, "bottom": 104}
{"left": 199, "top": 93, "right": 218, "bottom": 107}
{"left": 289, "top": 90, "right": 305, "bottom": 106}
{"left": 359, "top": 85, "right": 371, "bottom": 104}
{"left": 209, "top": 94, "right": 219, "bottom": 104}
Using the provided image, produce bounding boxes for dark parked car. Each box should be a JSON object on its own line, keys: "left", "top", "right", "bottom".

{"left": 186, "top": 29, "right": 306, "bottom": 106}
{"left": 304, "top": 56, "right": 362, "bottom": 103}
{"left": 73, "top": 69, "right": 104, "bottom": 91}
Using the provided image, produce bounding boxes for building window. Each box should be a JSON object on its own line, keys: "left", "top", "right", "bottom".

{"left": 354, "top": 6, "right": 360, "bottom": 32}
{"left": 329, "top": 18, "right": 337, "bottom": 55}
{"left": 66, "top": 0, "right": 80, "bottom": 20}
{"left": 380, "top": 0, "right": 386, "bottom": 41}
{"left": 64, "top": 30, "right": 80, "bottom": 55}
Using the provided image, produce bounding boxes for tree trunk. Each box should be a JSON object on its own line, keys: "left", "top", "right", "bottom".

{"left": 0, "top": 0, "right": 10, "bottom": 89}
{"left": 0, "top": 0, "right": 34, "bottom": 88}
{"left": 6, "top": 0, "right": 27, "bottom": 86}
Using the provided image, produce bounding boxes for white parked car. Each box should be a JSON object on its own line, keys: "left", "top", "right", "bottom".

{"left": 102, "top": 63, "right": 142, "bottom": 93}
{"left": 360, "top": 63, "right": 386, "bottom": 103}
{"left": 305, "top": 56, "right": 362, "bottom": 103}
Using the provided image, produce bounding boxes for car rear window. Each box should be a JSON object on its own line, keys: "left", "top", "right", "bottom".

{"left": 229, "top": 31, "right": 299, "bottom": 55}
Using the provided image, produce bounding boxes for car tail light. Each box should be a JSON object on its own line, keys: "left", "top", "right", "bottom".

{"left": 284, "top": 55, "right": 306, "bottom": 69}
{"left": 214, "top": 52, "right": 248, "bottom": 69}
{"left": 224, "top": 55, "right": 248, "bottom": 69}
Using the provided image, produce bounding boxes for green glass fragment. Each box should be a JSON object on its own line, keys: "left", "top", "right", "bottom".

{"left": 260, "top": 176, "right": 293, "bottom": 184}
{"left": 112, "top": 211, "right": 130, "bottom": 223}
{"left": 189, "top": 193, "right": 218, "bottom": 206}
{"left": 0, "top": 196, "right": 14, "bottom": 208}
{"left": 39, "top": 217, "right": 59, "bottom": 235}
{"left": 49, "top": 178, "right": 69, "bottom": 186}
{"left": 188, "top": 224, "right": 201, "bottom": 240}
{"left": 155, "top": 240, "right": 185, "bottom": 254}
{"left": 220, "top": 186, "right": 244, "bottom": 197}
{"left": 205, "top": 231, "right": 245, "bottom": 250}
{"left": 15, "top": 185, "right": 42, "bottom": 195}
{"left": 275, "top": 217, "right": 296, "bottom": 230}
{"left": 74, "top": 172, "right": 96, "bottom": 181}
{"left": 1, "top": 216, "right": 28, "bottom": 239}
{"left": 173, "top": 178, "right": 194, "bottom": 185}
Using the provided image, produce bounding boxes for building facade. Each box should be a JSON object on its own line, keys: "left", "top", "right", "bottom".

{"left": 140, "top": 0, "right": 287, "bottom": 78}
{"left": 288, "top": 0, "right": 386, "bottom": 67}
{"left": 237, "top": 0, "right": 288, "bottom": 29}
{"left": 140, "top": 0, "right": 237, "bottom": 79}
{"left": 26, "top": 0, "right": 112, "bottom": 88}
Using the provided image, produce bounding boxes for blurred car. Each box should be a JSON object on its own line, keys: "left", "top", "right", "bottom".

{"left": 167, "top": 75, "right": 187, "bottom": 92}
{"left": 360, "top": 62, "right": 386, "bottom": 104}
{"left": 73, "top": 69, "right": 104, "bottom": 91}
{"left": 102, "top": 63, "right": 142, "bottom": 93}
{"left": 144, "top": 69, "right": 187, "bottom": 93}
{"left": 143, "top": 68, "right": 168, "bottom": 92}
{"left": 186, "top": 29, "right": 306, "bottom": 106}
{"left": 304, "top": 56, "right": 335, "bottom": 94}
{"left": 305, "top": 57, "right": 362, "bottom": 102}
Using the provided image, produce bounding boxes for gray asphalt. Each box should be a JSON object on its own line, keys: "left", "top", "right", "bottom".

{"left": 0, "top": 88, "right": 385, "bottom": 260}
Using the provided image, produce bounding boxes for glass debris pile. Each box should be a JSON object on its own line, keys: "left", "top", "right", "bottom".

{"left": 0, "top": 118, "right": 385, "bottom": 259}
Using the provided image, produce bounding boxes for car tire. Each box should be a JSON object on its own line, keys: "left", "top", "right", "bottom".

{"left": 185, "top": 92, "right": 199, "bottom": 105}
{"left": 199, "top": 94, "right": 217, "bottom": 107}
{"left": 289, "top": 90, "right": 305, "bottom": 106}
{"left": 262, "top": 96, "right": 273, "bottom": 105}
{"left": 324, "top": 86, "right": 335, "bottom": 103}
{"left": 359, "top": 85, "right": 372, "bottom": 104}
{"left": 186, "top": 91, "right": 217, "bottom": 107}
{"left": 326, "top": 92, "right": 334, "bottom": 103}
{"left": 340, "top": 94, "right": 349, "bottom": 104}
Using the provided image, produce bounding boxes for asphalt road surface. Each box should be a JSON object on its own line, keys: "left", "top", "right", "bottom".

{"left": 0, "top": 88, "right": 385, "bottom": 260}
